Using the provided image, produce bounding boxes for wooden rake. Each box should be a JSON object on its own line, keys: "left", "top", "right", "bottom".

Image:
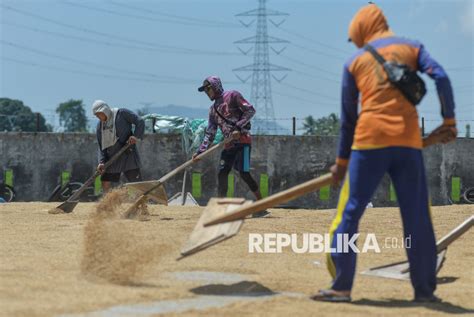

{"left": 123, "top": 141, "right": 224, "bottom": 218}
{"left": 361, "top": 215, "right": 473, "bottom": 280}
{"left": 51, "top": 143, "right": 132, "bottom": 213}
{"left": 203, "top": 131, "right": 450, "bottom": 227}
{"left": 179, "top": 130, "right": 454, "bottom": 258}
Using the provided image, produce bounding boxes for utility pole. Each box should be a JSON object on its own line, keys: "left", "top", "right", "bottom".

{"left": 234, "top": 0, "right": 290, "bottom": 133}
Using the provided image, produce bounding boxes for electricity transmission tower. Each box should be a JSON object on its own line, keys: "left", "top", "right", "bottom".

{"left": 234, "top": 0, "right": 290, "bottom": 133}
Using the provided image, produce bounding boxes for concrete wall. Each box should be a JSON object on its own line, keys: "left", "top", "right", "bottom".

{"left": 1, "top": 132, "right": 472, "bottom": 207}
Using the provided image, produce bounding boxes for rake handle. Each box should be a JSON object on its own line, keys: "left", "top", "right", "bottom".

{"left": 66, "top": 143, "right": 132, "bottom": 202}
{"left": 144, "top": 142, "right": 224, "bottom": 196}
{"left": 205, "top": 173, "right": 333, "bottom": 226}
{"left": 203, "top": 131, "right": 454, "bottom": 226}
{"left": 125, "top": 141, "right": 225, "bottom": 215}
{"left": 436, "top": 215, "right": 474, "bottom": 252}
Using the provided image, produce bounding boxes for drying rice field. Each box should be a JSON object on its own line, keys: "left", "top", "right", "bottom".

{"left": 1, "top": 199, "right": 473, "bottom": 317}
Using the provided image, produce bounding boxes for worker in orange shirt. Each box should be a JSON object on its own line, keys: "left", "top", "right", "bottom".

{"left": 312, "top": 4, "right": 456, "bottom": 303}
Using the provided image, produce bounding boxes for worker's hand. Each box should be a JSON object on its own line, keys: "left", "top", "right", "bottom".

{"left": 192, "top": 153, "right": 201, "bottom": 161}
{"left": 97, "top": 163, "right": 105, "bottom": 175}
{"left": 330, "top": 163, "right": 347, "bottom": 186}
{"left": 429, "top": 124, "right": 457, "bottom": 144}
{"left": 127, "top": 136, "right": 138, "bottom": 145}
{"left": 231, "top": 130, "right": 241, "bottom": 140}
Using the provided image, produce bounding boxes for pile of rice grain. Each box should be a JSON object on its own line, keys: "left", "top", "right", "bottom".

{"left": 81, "top": 189, "right": 169, "bottom": 285}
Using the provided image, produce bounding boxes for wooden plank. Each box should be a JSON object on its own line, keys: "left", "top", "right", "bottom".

{"left": 180, "top": 198, "right": 251, "bottom": 257}
{"left": 124, "top": 181, "right": 168, "bottom": 205}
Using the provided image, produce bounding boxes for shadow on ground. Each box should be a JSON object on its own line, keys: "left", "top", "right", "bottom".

{"left": 122, "top": 281, "right": 163, "bottom": 288}
{"left": 190, "top": 281, "right": 276, "bottom": 297}
{"left": 437, "top": 276, "right": 459, "bottom": 284}
{"left": 158, "top": 217, "right": 174, "bottom": 221}
{"left": 352, "top": 298, "right": 474, "bottom": 314}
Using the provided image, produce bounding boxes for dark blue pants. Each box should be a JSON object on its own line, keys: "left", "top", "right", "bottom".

{"left": 327, "top": 147, "right": 437, "bottom": 298}
{"left": 218, "top": 144, "right": 258, "bottom": 197}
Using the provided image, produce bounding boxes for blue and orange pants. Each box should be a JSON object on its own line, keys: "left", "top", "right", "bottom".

{"left": 327, "top": 147, "right": 437, "bottom": 298}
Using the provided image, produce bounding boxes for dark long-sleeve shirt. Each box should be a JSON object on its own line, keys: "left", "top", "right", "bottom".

{"left": 198, "top": 90, "right": 255, "bottom": 153}
{"left": 96, "top": 108, "right": 145, "bottom": 173}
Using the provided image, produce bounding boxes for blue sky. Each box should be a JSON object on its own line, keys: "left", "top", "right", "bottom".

{"left": 0, "top": 0, "right": 473, "bottom": 134}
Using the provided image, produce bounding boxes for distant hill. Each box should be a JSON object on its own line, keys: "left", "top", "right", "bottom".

{"left": 139, "top": 104, "right": 290, "bottom": 135}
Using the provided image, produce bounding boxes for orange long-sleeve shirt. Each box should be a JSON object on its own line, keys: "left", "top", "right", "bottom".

{"left": 336, "top": 4, "right": 455, "bottom": 166}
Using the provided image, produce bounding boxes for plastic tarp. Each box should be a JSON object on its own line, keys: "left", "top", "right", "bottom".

{"left": 142, "top": 114, "right": 223, "bottom": 155}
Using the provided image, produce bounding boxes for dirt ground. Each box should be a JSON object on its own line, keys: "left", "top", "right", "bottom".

{"left": 0, "top": 201, "right": 473, "bottom": 317}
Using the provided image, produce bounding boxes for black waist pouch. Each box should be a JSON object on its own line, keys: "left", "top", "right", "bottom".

{"left": 365, "top": 44, "right": 426, "bottom": 105}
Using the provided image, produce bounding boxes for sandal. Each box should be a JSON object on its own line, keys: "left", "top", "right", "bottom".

{"left": 310, "top": 289, "right": 351, "bottom": 302}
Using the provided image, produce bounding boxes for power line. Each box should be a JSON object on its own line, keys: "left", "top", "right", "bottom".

{"left": 456, "top": 90, "right": 474, "bottom": 94}
{"left": 455, "top": 110, "right": 473, "bottom": 115}
{"left": 456, "top": 103, "right": 474, "bottom": 109}
{"left": 291, "top": 43, "right": 346, "bottom": 60}
{"left": 454, "top": 85, "right": 474, "bottom": 90}
{"left": 1, "top": 53, "right": 339, "bottom": 109}
{"left": 62, "top": 0, "right": 236, "bottom": 29}
{"left": 1, "top": 20, "right": 239, "bottom": 56}
{"left": 410, "top": 102, "right": 473, "bottom": 111}
{"left": 420, "top": 109, "right": 472, "bottom": 114}
{"left": 279, "top": 53, "right": 340, "bottom": 78}
{"left": 0, "top": 113, "right": 47, "bottom": 117}
{"left": 291, "top": 69, "right": 340, "bottom": 84}
{"left": 1, "top": 39, "right": 198, "bottom": 82}
{"left": 2, "top": 56, "right": 246, "bottom": 85}
{"left": 2, "top": 56, "right": 197, "bottom": 84}
{"left": 279, "top": 55, "right": 340, "bottom": 83}
{"left": 107, "top": 1, "right": 240, "bottom": 28}
{"left": 278, "top": 26, "right": 352, "bottom": 55}
{"left": 276, "top": 81, "right": 339, "bottom": 102}
{"left": 1, "top": 4, "right": 239, "bottom": 56}
{"left": 273, "top": 91, "right": 338, "bottom": 108}
{"left": 445, "top": 66, "right": 474, "bottom": 72}
{"left": 422, "top": 119, "right": 473, "bottom": 122}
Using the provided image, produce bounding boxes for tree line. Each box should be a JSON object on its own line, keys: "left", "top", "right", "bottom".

{"left": 1, "top": 97, "right": 341, "bottom": 135}
{"left": 0, "top": 98, "right": 88, "bottom": 132}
